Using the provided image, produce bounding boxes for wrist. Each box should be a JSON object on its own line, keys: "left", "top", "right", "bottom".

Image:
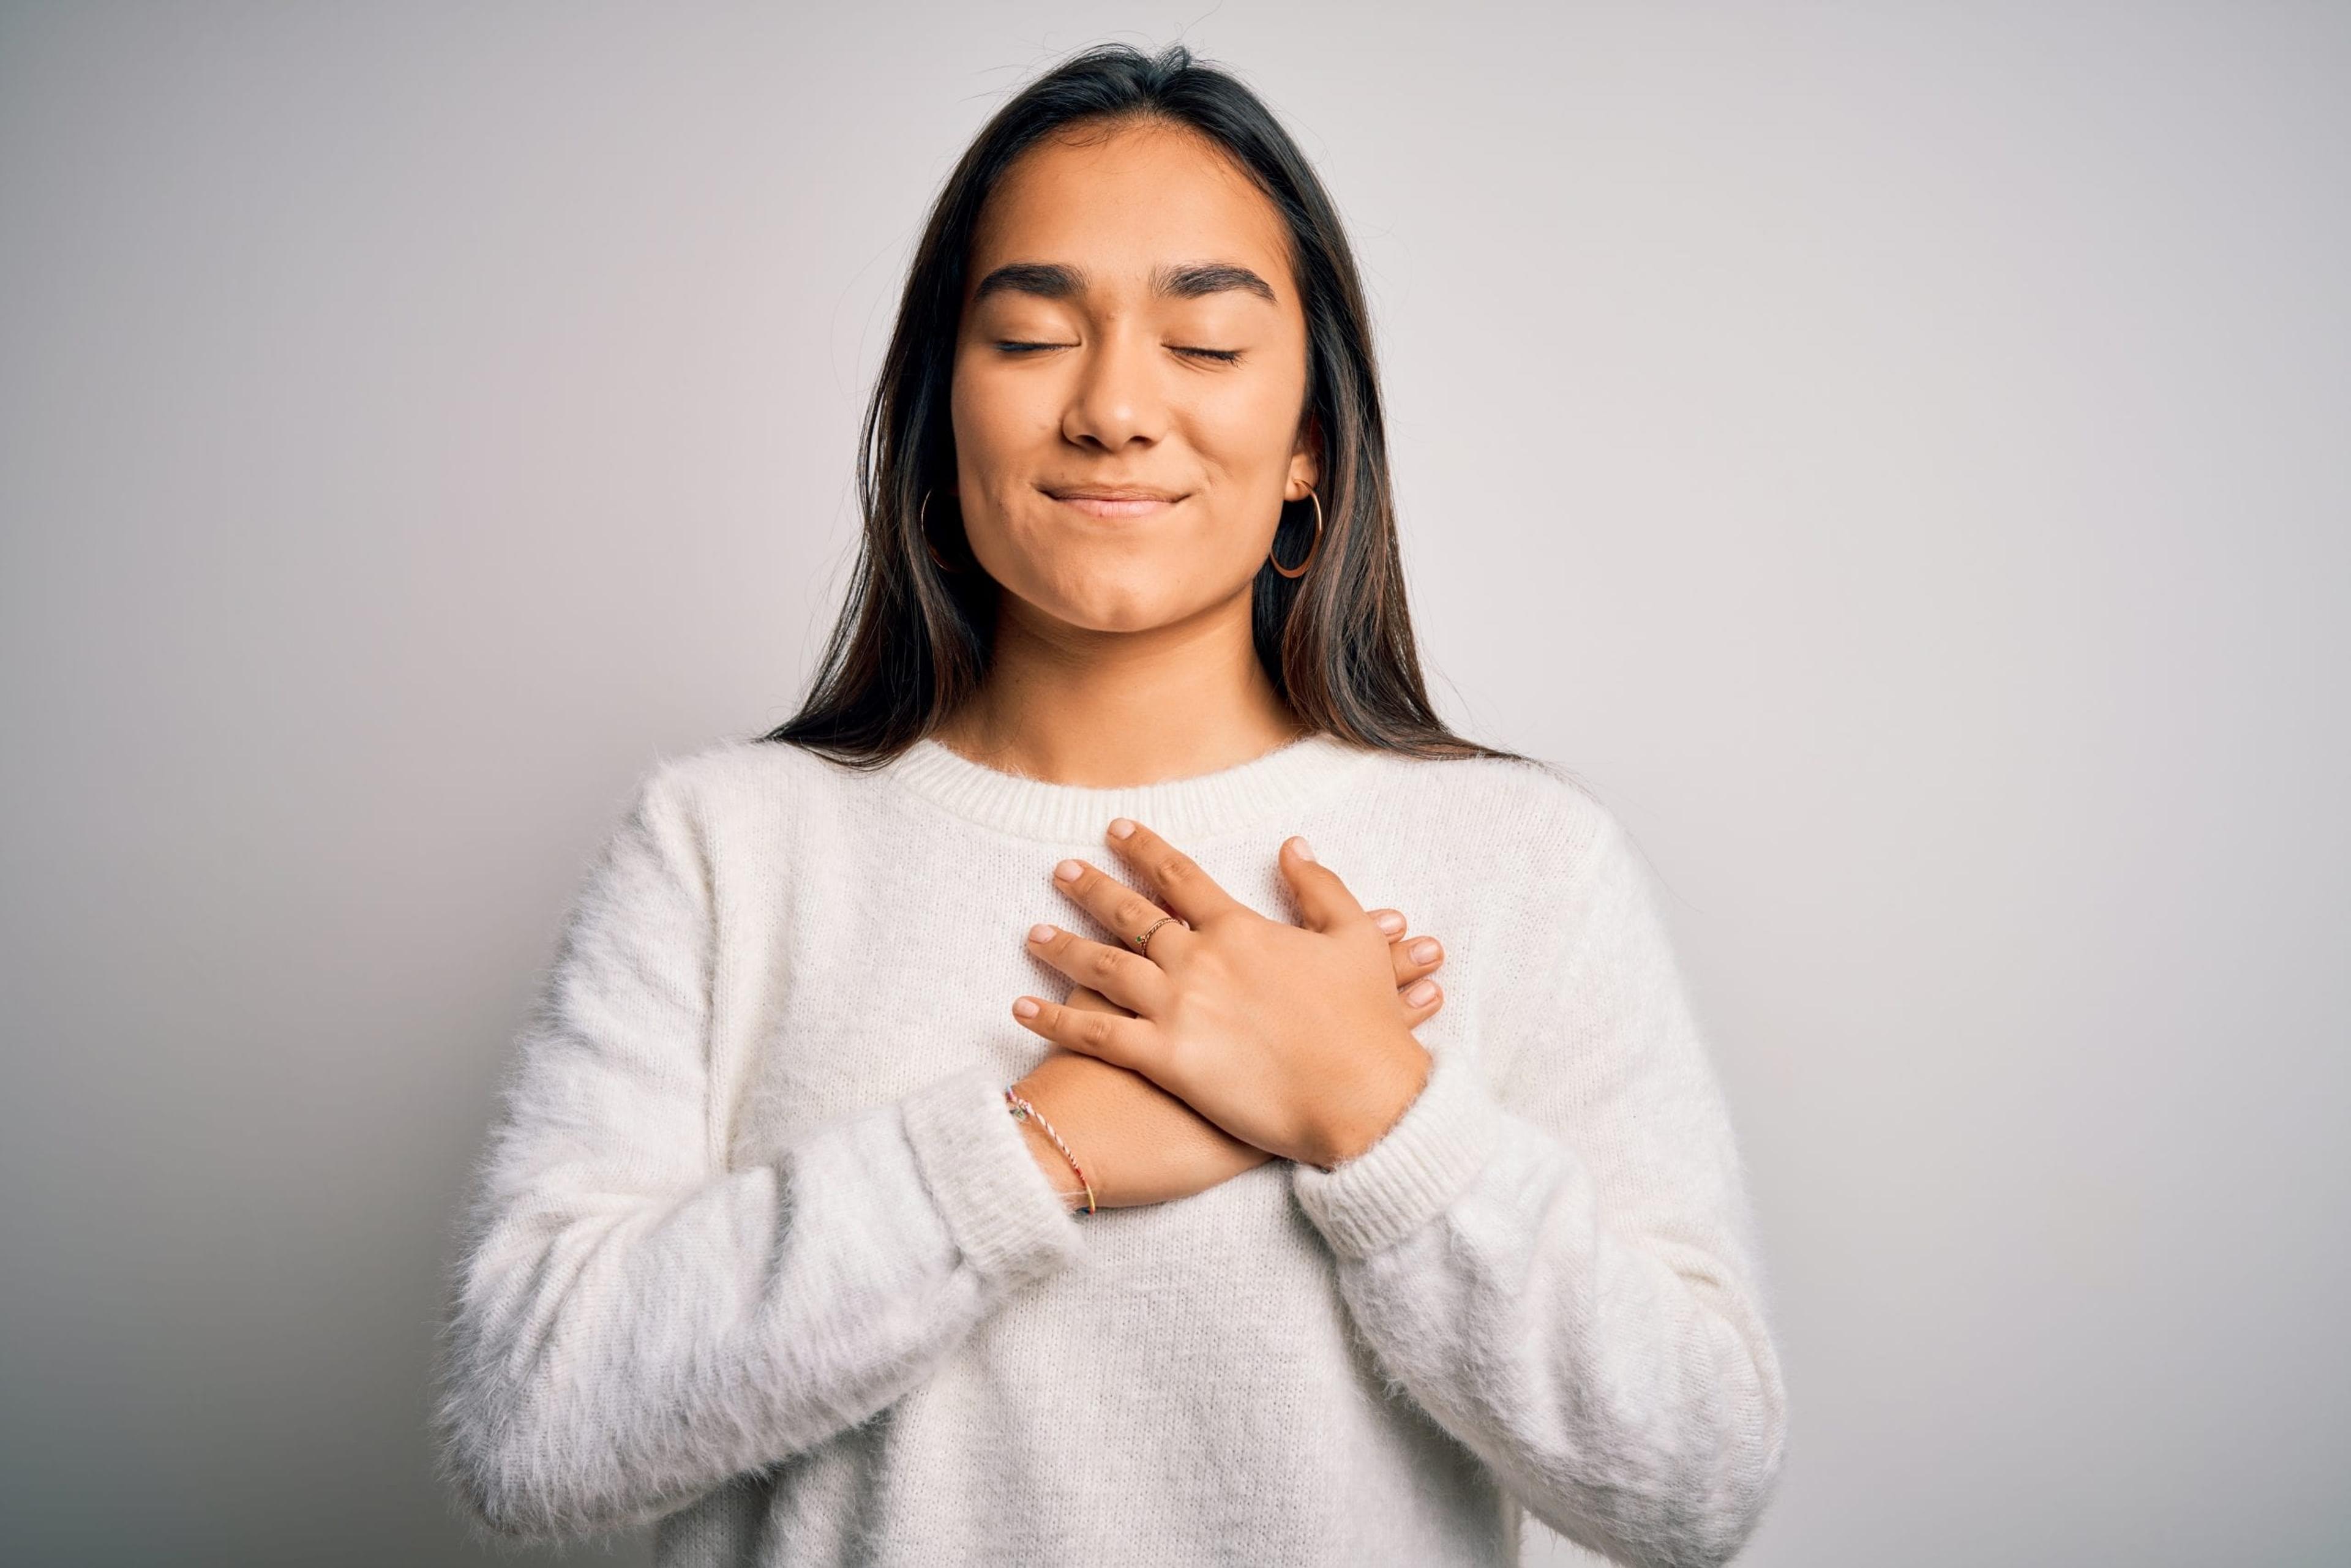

{"left": 1007, "top": 1081, "right": 1096, "bottom": 1211}
{"left": 1016, "top": 1119, "right": 1085, "bottom": 1207}
{"left": 1309, "top": 1037, "right": 1431, "bottom": 1170}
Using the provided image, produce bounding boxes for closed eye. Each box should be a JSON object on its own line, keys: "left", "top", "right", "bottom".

{"left": 992, "top": 340, "right": 1240, "bottom": 364}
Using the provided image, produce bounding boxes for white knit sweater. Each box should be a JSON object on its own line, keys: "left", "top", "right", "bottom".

{"left": 433, "top": 729, "right": 1788, "bottom": 1566}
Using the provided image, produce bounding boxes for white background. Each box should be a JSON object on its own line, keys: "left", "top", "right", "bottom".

{"left": 2, "top": 3, "right": 2344, "bottom": 1563}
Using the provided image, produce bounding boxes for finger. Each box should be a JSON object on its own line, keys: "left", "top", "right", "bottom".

{"left": 1026, "top": 921, "right": 1174, "bottom": 1016}
{"left": 1101, "top": 819, "right": 1245, "bottom": 930}
{"left": 1397, "top": 975, "right": 1442, "bottom": 1026}
{"left": 1277, "top": 835, "right": 1367, "bottom": 934}
{"left": 1060, "top": 982, "right": 1130, "bottom": 1016}
{"left": 1370, "top": 907, "right": 1407, "bottom": 938}
{"left": 1389, "top": 932, "right": 1443, "bottom": 989}
{"left": 1011, "top": 991, "right": 1157, "bottom": 1073}
{"left": 1049, "top": 856, "right": 1196, "bottom": 963}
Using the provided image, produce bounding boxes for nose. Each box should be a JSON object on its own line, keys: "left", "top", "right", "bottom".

{"left": 1060, "top": 323, "right": 1167, "bottom": 452}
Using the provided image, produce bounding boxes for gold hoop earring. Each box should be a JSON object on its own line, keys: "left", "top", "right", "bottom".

{"left": 1269, "top": 488, "right": 1322, "bottom": 579}
{"left": 920, "top": 489, "right": 961, "bottom": 574}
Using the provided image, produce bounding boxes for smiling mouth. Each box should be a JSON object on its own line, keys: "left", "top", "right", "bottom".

{"left": 1041, "top": 486, "right": 1188, "bottom": 520}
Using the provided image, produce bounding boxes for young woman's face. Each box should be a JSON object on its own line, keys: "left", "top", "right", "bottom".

{"left": 949, "top": 118, "right": 1318, "bottom": 634}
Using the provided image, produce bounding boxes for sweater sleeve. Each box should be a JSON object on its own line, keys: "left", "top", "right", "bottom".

{"left": 432, "top": 762, "right": 1083, "bottom": 1543}
{"left": 1288, "top": 809, "right": 1788, "bottom": 1568}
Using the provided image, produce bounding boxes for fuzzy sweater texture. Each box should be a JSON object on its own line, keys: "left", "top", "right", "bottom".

{"left": 433, "top": 729, "right": 1788, "bottom": 1566}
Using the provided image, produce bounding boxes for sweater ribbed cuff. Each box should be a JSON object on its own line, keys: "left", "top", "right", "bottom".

{"left": 1291, "top": 1046, "right": 1509, "bottom": 1259}
{"left": 902, "top": 1064, "right": 1083, "bottom": 1292}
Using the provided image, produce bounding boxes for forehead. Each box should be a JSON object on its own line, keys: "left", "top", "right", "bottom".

{"left": 967, "top": 119, "right": 1294, "bottom": 299}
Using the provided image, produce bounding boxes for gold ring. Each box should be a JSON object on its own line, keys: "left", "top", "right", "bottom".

{"left": 1133, "top": 915, "right": 1182, "bottom": 956}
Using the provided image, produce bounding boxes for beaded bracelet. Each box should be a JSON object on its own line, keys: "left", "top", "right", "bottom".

{"left": 1003, "top": 1087, "right": 1097, "bottom": 1214}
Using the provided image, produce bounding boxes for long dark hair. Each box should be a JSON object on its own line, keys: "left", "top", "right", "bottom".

{"left": 763, "top": 42, "right": 1528, "bottom": 770}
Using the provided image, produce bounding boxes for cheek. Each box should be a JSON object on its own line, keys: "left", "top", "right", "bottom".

{"left": 1187, "top": 372, "right": 1307, "bottom": 480}
{"left": 954, "top": 354, "right": 1020, "bottom": 446}
{"left": 949, "top": 354, "right": 1043, "bottom": 480}
{"left": 947, "top": 360, "right": 992, "bottom": 462}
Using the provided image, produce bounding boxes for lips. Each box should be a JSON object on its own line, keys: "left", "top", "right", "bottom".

{"left": 1042, "top": 484, "right": 1187, "bottom": 520}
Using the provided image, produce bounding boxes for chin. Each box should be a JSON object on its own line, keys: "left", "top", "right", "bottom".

{"left": 1022, "top": 573, "right": 1195, "bottom": 635}
{"left": 1055, "top": 596, "right": 1184, "bottom": 636}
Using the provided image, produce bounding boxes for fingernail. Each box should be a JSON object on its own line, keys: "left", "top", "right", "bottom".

{"left": 1108, "top": 818, "right": 1137, "bottom": 839}
{"left": 1013, "top": 997, "right": 1040, "bottom": 1019}
{"left": 1410, "top": 939, "right": 1439, "bottom": 963}
{"left": 1404, "top": 979, "right": 1436, "bottom": 1005}
{"left": 1374, "top": 912, "right": 1403, "bottom": 934}
{"left": 1291, "top": 836, "right": 1315, "bottom": 862}
{"left": 1029, "top": 923, "right": 1056, "bottom": 943}
{"left": 1054, "top": 859, "right": 1084, "bottom": 882}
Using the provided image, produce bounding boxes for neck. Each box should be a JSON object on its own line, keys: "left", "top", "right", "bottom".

{"left": 935, "top": 589, "right": 1303, "bottom": 788}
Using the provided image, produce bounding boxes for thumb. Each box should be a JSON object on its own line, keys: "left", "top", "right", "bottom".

{"left": 1280, "top": 835, "right": 1364, "bottom": 932}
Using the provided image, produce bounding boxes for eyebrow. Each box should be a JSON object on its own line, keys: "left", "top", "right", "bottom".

{"left": 969, "top": 260, "right": 1279, "bottom": 306}
{"left": 970, "top": 262, "right": 1082, "bottom": 304}
{"left": 1155, "top": 261, "right": 1278, "bottom": 303}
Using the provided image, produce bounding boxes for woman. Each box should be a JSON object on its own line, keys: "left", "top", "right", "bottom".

{"left": 435, "top": 42, "right": 1787, "bottom": 1568}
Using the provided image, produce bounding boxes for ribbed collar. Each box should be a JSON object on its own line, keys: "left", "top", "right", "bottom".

{"left": 885, "top": 730, "right": 1375, "bottom": 843}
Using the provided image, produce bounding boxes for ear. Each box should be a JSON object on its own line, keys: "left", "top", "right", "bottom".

{"left": 1287, "top": 412, "right": 1323, "bottom": 500}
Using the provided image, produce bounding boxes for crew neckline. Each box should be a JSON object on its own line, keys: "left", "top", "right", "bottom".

{"left": 885, "top": 730, "right": 1374, "bottom": 843}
